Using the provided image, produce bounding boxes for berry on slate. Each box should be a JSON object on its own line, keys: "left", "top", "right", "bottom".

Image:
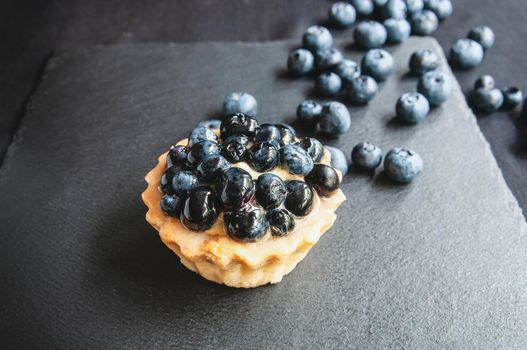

{"left": 315, "top": 47, "right": 344, "bottom": 71}
{"left": 180, "top": 186, "right": 218, "bottom": 231}
{"left": 409, "top": 49, "right": 439, "bottom": 76}
{"left": 287, "top": 48, "right": 315, "bottom": 76}
{"left": 305, "top": 164, "right": 340, "bottom": 197}
{"left": 417, "top": 70, "right": 452, "bottom": 106}
{"left": 405, "top": 0, "right": 424, "bottom": 14}
{"left": 196, "top": 154, "right": 230, "bottom": 182}
{"left": 469, "top": 88, "right": 504, "bottom": 115}
{"left": 319, "top": 101, "right": 352, "bottom": 135}
{"left": 220, "top": 113, "right": 259, "bottom": 140}
{"left": 354, "top": 21, "right": 387, "bottom": 49}
{"left": 188, "top": 126, "right": 218, "bottom": 147}
{"left": 325, "top": 145, "right": 349, "bottom": 175}
{"left": 255, "top": 173, "right": 287, "bottom": 209}
{"left": 297, "top": 137, "right": 324, "bottom": 162}
{"left": 501, "top": 87, "right": 523, "bottom": 111}
{"left": 284, "top": 180, "right": 314, "bottom": 217}
{"left": 474, "top": 75, "right": 495, "bottom": 90}
{"left": 172, "top": 169, "right": 199, "bottom": 197}
{"left": 384, "top": 148, "right": 423, "bottom": 183}
{"left": 347, "top": 75, "right": 378, "bottom": 105}
{"left": 280, "top": 144, "right": 315, "bottom": 175}
{"left": 467, "top": 25, "right": 495, "bottom": 51}
{"left": 351, "top": 142, "right": 383, "bottom": 171}
{"left": 267, "top": 208, "right": 296, "bottom": 237}
{"left": 160, "top": 194, "right": 184, "bottom": 218}
{"left": 351, "top": 0, "right": 375, "bottom": 17}
{"left": 254, "top": 124, "right": 281, "bottom": 148}
{"left": 315, "top": 72, "right": 342, "bottom": 96}
{"left": 197, "top": 119, "right": 222, "bottom": 130}
{"left": 333, "top": 59, "right": 361, "bottom": 84}
{"left": 297, "top": 100, "right": 323, "bottom": 127}
{"left": 424, "top": 0, "right": 453, "bottom": 21}
{"left": 216, "top": 167, "right": 255, "bottom": 211}
{"left": 396, "top": 92, "right": 430, "bottom": 124}
{"left": 449, "top": 39, "right": 484, "bottom": 70}
{"left": 410, "top": 10, "right": 439, "bottom": 36}
{"left": 248, "top": 142, "right": 280, "bottom": 172}
{"left": 223, "top": 92, "right": 258, "bottom": 117}
{"left": 166, "top": 145, "right": 189, "bottom": 169}
{"left": 329, "top": 2, "right": 357, "bottom": 27}
{"left": 361, "top": 49, "right": 394, "bottom": 82}
{"left": 224, "top": 207, "right": 269, "bottom": 242}
{"left": 302, "top": 26, "right": 333, "bottom": 52}
{"left": 382, "top": 0, "right": 407, "bottom": 20}
{"left": 384, "top": 18, "right": 411, "bottom": 44}
{"left": 187, "top": 140, "right": 220, "bottom": 166}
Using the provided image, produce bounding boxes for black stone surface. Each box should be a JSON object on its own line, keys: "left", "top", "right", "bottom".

{"left": 1, "top": 38, "right": 526, "bottom": 349}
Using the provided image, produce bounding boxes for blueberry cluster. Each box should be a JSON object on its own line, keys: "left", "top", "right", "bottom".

{"left": 449, "top": 26, "right": 494, "bottom": 70}
{"left": 159, "top": 95, "right": 342, "bottom": 242}
{"left": 468, "top": 75, "right": 523, "bottom": 115}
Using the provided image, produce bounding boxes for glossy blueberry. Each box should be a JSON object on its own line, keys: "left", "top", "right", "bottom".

{"left": 347, "top": 75, "right": 378, "bottom": 105}
{"left": 297, "top": 100, "right": 323, "bottom": 127}
{"left": 319, "top": 101, "right": 352, "bottom": 135}
{"left": 354, "top": 21, "right": 387, "bottom": 49}
{"left": 285, "top": 180, "right": 314, "bottom": 217}
{"left": 254, "top": 124, "right": 281, "bottom": 148}
{"left": 187, "top": 140, "right": 220, "bottom": 166}
{"left": 220, "top": 113, "right": 259, "bottom": 139}
{"left": 410, "top": 10, "right": 439, "bottom": 36}
{"left": 382, "top": 0, "right": 407, "bottom": 19}
{"left": 469, "top": 88, "right": 504, "bottom": 115}
{"left": 417, "top": 70, "right": 452, "bottom": 106}
{"left": 384, "top": 18, "right": 411, "bottom": 44}
{"left": 315, "top": 47, "right": 344, "bottom": 71}
{"left": 424, "top": 0, "right": 453, "bottom": 21}
{"left": 297, "top": 137, "right": 324, "bottom": 162}
{"left": 352, "top": 142, "right": 383, "bottom": 170}
{"left": 405, "top": 0, "right": 424, "bottom": 14}
{"left": 172, "top": 169, "right": 199, "bottom": 197}
{"left": 351, "top": 0, "right": 375, "bottom": 17}
{"left": 315, "top": 72, "right": 342, "bottom": 97}
{"left": 248, "top": 142, "right": 279, "bottom": 172}
{"left": 384, "top": 148, "right": 423, "bottom": 183}
{"left": 287, "top": 48, "right": 315, "bottom": 76}
{"left": 361, "top": 49, "right": 394, "bottom": 82}
{"left": 409, "top": 49, "right": 440, "bottom": 76}
{"left": 180, "top": 186, "right": 218, "bottom": 231}
{"left": 329, "top": 2, "right": 357, "bottom": 27}
{"left": 215, "top": 167, "right": 255, "bottom": 211}
{"left": 467, "top": 25, "right": 495, "bottom": 50}
{"left": 196, "top": 154, "right": 230, "bottom": 182}
{"left": 302, "top": 26, "right": 333, "bottom": 52}
{"left": 275, "top": 123, "right": 296, "bottom": 145}
{"left": 396, "top": 92, "right": 430, "bottom": 124}
{"left": 501, "top": 87, "right": 523, "bottom": 110}
{"left": 305, "top": 164, "right": 340, "bottom": 197}
{"left": 474, "top": 75, "right": 495, "bottom": 90}
{"left": 188, "top": 126, "right": 218, "bottom": 147}
{"left": 325, "top": 145, "right": 349, "bottom": 174}
{"left": 160, "top": 166, "right": 178, "bottom": 194}
{"left": 223, "top": 133, "right": 250, "bottom": 146}
{"left": 255, "top": 173, "right": 287, "bottom": 209}
{"left": 266, "top": 208, "right": 296, "bottom": 237}
{"left": 449, "top": 39, "right": 484, "bottom": 70}
{"left": 160, "top": 194, "right": 184, "bottom": 217}
{"left": 333, "top": 59, "right": 361, "bottom": 84}
{"left": 224, "top": 207, "right": 269, "bottom": 242}
{"left": 166, "top": 145, "right": 189, "bottom": 168}
{"left": 221, "top": 139, "right": 248, "bottom": 163}
{"left": 280, "top": 144, "right": 314, "bottom": 175}
{"left": 222, "top": 92, "right": 258, "bottom": 117}
{"left": 197, "top": 119, "right": 222, "bottom": 130}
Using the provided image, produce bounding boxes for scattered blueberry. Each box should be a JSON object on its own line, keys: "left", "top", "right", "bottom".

{"left": 351, "top": 0, "right": 375, "bottom": 17}
{"left": 223, "top": 92, "right": 258, "bottom": 117}
{"left": 501, "top": 87, "right": 523, "bottom": 110}
{"left": 354, "top": 21, "right": 388, "bottom": 49}
{"left": 319, "top": 101, "right": 352, "bottom": 135}
{"left": 297, "top": 137, "right": 324, "bottom": 162}
{"left": 396, "top": 92, "right": 431, "bottom": 124}
{"left": 384, "top": 18, "right": 411, "bottom": 44}
{"left": 417, "top": 70, "right": 452, "bottom": 106}
{"left": 287, "top": 48, "right": 315, "bottom": 76}
{"left": 280, "top": 144, "right": 315, "bottom": 175}
{"left": 221, "top": 139, "right": 248, "bottom": 163}
{"left": 255, "top": 173, "right": 287, "bottom": 209}
{"left": 329, "top": 2, "right": 357, "bottom": 27}
{"left": 305, "top": 164, "right": 341, "bottom": 197}
{"left": 352, "top": 142, "right": 383, "bottom": 170}
{"left": 220, "top": 113, "right": 259, "bottom": 139}
{"left": 266, "top": 208, "right": 296, "bottom": 237}
{"left": 315, "top": 72, "right": 343, "bottom": 96}
{"left": 405, "top": 0, "right": 424, "bottom": 14}
{"left": 302, "top": 26, "right": 333, "bottom": 52}
{"left": 172, "top": 169, "right": 199, "bottom": 197}
{"left": 187, "top": 140, "right": 220, "bottom": 166}
{"left": 347, "top": 75, "right": 379, "bottom": 105}
{"left": 284, "top": 180, "right": 314, "bottom": 217}
{"left": 333, "top": 59, "right": 361, "bottom": 84}
{"left": 275, "top": 123, "right": 296, "bottom": 145}
{"left": 410, "top": 10, "right": 439, "bottom": 36}
{"left": 248, "top": 142, "right": 280, "bottom": 172}
{"left": 325, "top": 145, "right": 349, "bottom": 174}
{"left": 449, "top": 39, "right": 484, "bottom": 70}
{"left": 474, "top": 75, "right": 495, "bottom": 90}
{"left": 224, "top": 207, "right": 269, "bottom": 242}
{"left": 382, "top": 0, "right": 407, "bottom": 20}
{"left": 197, "top": 119, "right": 222, "bottom": 130}
{"left": 160, "top": 194, "right": 184, "bottom": 218}
{"left": 409, "top": 49, "right": 440, "bottom": 76}
{"left": 196, "top": 154, "right": 230, "bottom": 182}
{"left": 188, "top": 126, "right": 218, "bottom": 147}
{"left": 315, "top": 47, "right": 344, "bottom": 71}
{"left": 469, "top": 88, "right": 504, "bottom": 114}
{"left": 166, "top": 145, "right": 189, "bottom": 168}
{"left": 424, "top": 0, "right": 453, "bottom": 21}
{"left": 160, "top": 166, "right": 178, "bottom": 194}
{"left": 254, "top": 124, "right": 281, "bottom": 148}
{"left": 297, "top": 100, "right": 323, "bottom": 127}
{"left": 467, "top": 25, "right": 495, "bottom": 51}
{"left": 180, "top": 186, "right": 218, "bottom": 231}
{"left": 361, "top": 49, "right": 394, "bottom": 82}
{"left": 216, "top": 167, "right": 255, "bottom": 211}
{"left": 384, "top": 148, "right": 423, "bottom": 183}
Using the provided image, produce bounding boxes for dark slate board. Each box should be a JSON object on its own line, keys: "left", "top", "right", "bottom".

{"left": 1, "top": 38, "right": 526, "bottom": 349}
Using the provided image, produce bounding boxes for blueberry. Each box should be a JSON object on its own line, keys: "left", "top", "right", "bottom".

{"left": 302, "top": 26, "right": 333, "bottom": 52}
{"left": 188, "top": 126, "right": 218, "bottom": 147}
{"left": 350, "top": 0, "right": 375, "bottom": 17}
{"left": 424, "top": 0, "right": 453, "bottom": 21}
{"left": 352, "top": 142, "right": 383, "bottom": 170}
{"left": 467, "top": 25, "right": 495, "bottom": 50}
{"left": 384, "top": 18, "right": 411, "bottom": 44}
{"left": 409, "top": 49, "right": 440, "bottom": 75}
{"left": 266, "top": 208, "right": 296, "bottom": 237}
{"left": 216, "top": 167, "right": 255, "bottom": 211}
{"left": 196, "top": 154, "right": 230, "bottom": 182}
{"left": 315, "top": 72, "right": 343, "bottom": 96}
{"left": 255, "top": 173, "right": 287, "bottom": 209}
{"left": 254, "top": 124, "right": 281, "bottom": 148}
{"left": 220, "top": 113, "right": 259, "bottom": 139}
{"left": 347, "top": 75, "right": 379, "bottom": 105}
{"left": 325, "top": 145, "right": 349, "bottom": 174}
{"left": 396, "top": 92, "right": 430, "bottom": 124}
{"left": 197, "top": 119, "right": 222, "bottom": 130}
{"left": 382, "top": 0, "right": 407, "bottom": 19}
{"left": 305, "top": 164, "right": 340, "bottom": 197}
{"left": 501, "top": 87, "right": 523, "bottom": 110}
{"left": 180, "top": 186, "right": 218, "bottom": 231}
{"left": 274, "top": 123, "right": 297, "bottom": 145}
{"left": 221, "top": 139, "right": 248, "bottom": 163}
{"left": 248, "top": 142, "right": 279, "bottom": 172}
{"left": 354, "top": 21, "right": 387, "bottom": 49}
{"left": 405, "top": 0, "right": 424, "bottom": 14}
{"left": 474, "top": 75, "right": 495, "bottom": 90}
{"left": 187, "top": 140, "right": 220, "bottom": 166}
{"left": 223, "top": 92, "right": 258, "bottom": 117}
{"left": 333, "top": 59, "right": 361, "bottom": 84}
{"left": 469, "top": 88, "right": 504, "bottom": 114}
{"left": 160, "top": 166, "right": 178, "bottom": 194}
{"left": 297, "top": 100, "right": 323, "bottom": 127}
{"left": 410, "top": 10, "right": 439, "bottom": 36}
{"left": 166, "top": 145, "right": 189, "bottom": 168}
{"left": 223, "top": 133, "right": 250, "bottom": 146}
{"left": 280, "top": 144, "right": 314, "bottom": 175}
{"left": 297, "top": 137, "right": 324, "bottom": 162}
{"left": 287, "top": 48, "right": 315, "bottom": 76}
{"left": 319, "top": 101, "right": 352, "bottom": 135}
{"left": 285, "top": 180, "right": 314, "bottom": 217}
{"left": 417, "top": 70, "right": 452, "bottom": 106}
{"left": 329, "top": 2, "right": 357, "bottom": 27}
{"left": 449, "top": 39, "right": 484, "bottom": 70}
{"left": 384, "top": 148, "right": 423, "bottom": 183}
{"left": 224, "top": 207, "right": 269, "bottom": 242}
{"left": 160, "top": 194, "right": 184, "bottom": 217}
{"left": 172, "top": 169, "right": 199, "bottom": 197}
{"left": 315, "top": 47, "right": 344, "bottom": 71}
{"left": 361, "top": 49, "right": 394, "bottom": 82}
